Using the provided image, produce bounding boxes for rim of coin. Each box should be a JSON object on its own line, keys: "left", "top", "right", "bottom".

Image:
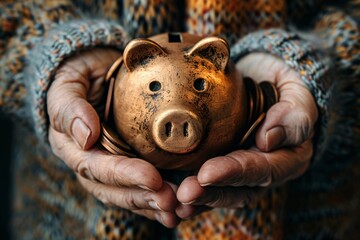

{"left": 253, "top": 82, "right": 261, "bottom": 123}
{"left": 258, "top": 82, "right": 265, "bottom": 116}
{"left": 244, "top": 77, "right": 255, "bottom": 125}
{"left": 100, "top": 135, "right": 137, "bottom": 157}
{"left": 101, "top": 123, "right": 132, "bottom": 151}
{"left": 100, "top": 136, "right": 122, "bottom": 155}
{"left": 104, "top": 77, "right": 115, "bottom": 122}
{"left": 239, "top": 112, "right": 266, "bottom": 146}
{"left": 259, "top": 81, "right": 279, "bottom": 112}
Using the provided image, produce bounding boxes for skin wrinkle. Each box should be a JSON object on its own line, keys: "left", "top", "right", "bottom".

{"left": 199, "top": 186, "right": 265, "bottom": 208}
{"left": 56, "top": 65, "right": 90, "bottom": 94}
{"left": 112, "top": 159, "right": 135, "bottom": 188}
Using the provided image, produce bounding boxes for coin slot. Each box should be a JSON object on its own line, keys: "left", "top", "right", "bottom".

{"left": 149, "top": 81, "right": 161, "bottom": 92}
{"left": 194, "top": 78, "right": 207, "bottom": 92}
{"left": 183, "top": 122, "right": 189, "bottom": 137}
{"left": 168, "top": 32, "right": 182, "bottom": 43}
{"left": 165, "top": 122, "right": 172, "bottom": 137}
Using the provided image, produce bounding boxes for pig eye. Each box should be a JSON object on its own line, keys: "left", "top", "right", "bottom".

{"left": 193, "top": 78, "right": 208, "bottom": 92}
{"left": 149, "top": 81, "right": 162, "bottom": 92}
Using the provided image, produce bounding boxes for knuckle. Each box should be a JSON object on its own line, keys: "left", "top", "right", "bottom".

{"left": 48, "top": 131, "right": 71, "bottom": 159}
{"left": 75, "top": 160, "right": 95, "bottom": 181}
{"left": 121, "top": 192, "right": 141, "bottom": 210}
{"left": 48, "top": 99, "right": 73, "bottom": 133}
{"left": 56, "top": 65, "right": 85, "bottom": 83}
{"left": 111, "top": 160, "right": 128, "bottom": 187}
{"left": 208, "top": 189, "right": 227, "bottom": 207}
{"left": 290, "top": 111, "right": 313, "bottom": 144}
{"left": 92, "top": 186, "right": 111, "bottom": 205}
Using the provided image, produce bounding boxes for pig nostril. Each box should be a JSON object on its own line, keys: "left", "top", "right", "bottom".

{"left": 183, "top": 122, "right": 189, "bottom": 137}
{"left": 165, "top": 122, "right": 172, "bottom": 137}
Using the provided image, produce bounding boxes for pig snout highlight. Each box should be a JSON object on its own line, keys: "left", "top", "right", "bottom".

{"left": 151, "top": 107, "right": 203, "bottom": 154}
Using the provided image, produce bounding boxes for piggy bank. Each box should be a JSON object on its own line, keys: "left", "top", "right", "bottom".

{"left": 100, "top": 33, "right": 278, "bottom": 170}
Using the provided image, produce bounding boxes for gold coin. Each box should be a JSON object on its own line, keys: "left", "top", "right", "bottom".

{"left": 104, "top": 77, "right": 115, "bottom": 122}
{"left": 101, "top": 122, "right": 132, "bottom": 151}
{"left": 239, "top": 112, "right": 266, "bottom": 146}
{"left": 100, "top": 134, "right": 137, "bottom": 157}
{"left": 243, "top": 77, "right": 256, "bottom": 125}
{"left": 99, "top": 136, "right": 121, "bottom": 155}
{"left": 259, "top": 81, "right": 279, "bottom": 112}
{"left": 259, "top": 83, "right": 265, "bottom": 115}
{"left": 251, "top": 81, "right": 260, "bottom": 124}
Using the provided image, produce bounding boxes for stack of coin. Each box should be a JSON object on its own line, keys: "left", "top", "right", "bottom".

{"left": 240, "top": 77, "right": 279, "bottom": 146}
{"left": 99, "top": 122, "right": 136, "bottom": 157}
{"left": 243, "top": 77, "right": 279, "bottom": 126}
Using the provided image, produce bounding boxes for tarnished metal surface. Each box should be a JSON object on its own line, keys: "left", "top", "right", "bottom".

{"left": 99, "top": 33, "right": 278, "bottom": 170}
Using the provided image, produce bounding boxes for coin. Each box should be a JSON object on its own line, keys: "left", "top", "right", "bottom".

{"left": 259, "top": 81, "right": 279, "bottom": 112}
{"left": 239, "top": 112, "right": 266, "bottom": 146}
{"left": 243, "top": 77, "right": 256, "bottom": 125}
{"left": 104, "top": 76, "right": 115, "bottom": 122}
{"left": 254, "top": 82, "right": 262, "bottom": 121}
{"left": 99, "top": 136, "right": 122, "bottom": 155}
{"left": 258, "top": 84, "right": 264, "bottom": 116}
{"left": 101, "top": 122, "right": 132, "bottom": 151}
{"left": 100, "top": 135, "right": 137, "bottom": 157}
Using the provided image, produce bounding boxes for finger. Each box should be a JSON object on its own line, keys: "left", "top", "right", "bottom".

{"left": 196, "top": 142, "right": 312, "bottom": 188}
{"left": 47, "top": 49, "right": 120, "bottom": 149}
{"left": 177, "top": 176, "right": 265, "bottom": 208}
{"left": 49, "top": 128, "right": 163, "bottom": 191}
{"left": 177, "top": 176, "right": 206, "bottom": 205}
{"left": 48, "top": 61, "right": 99, "bottom": 150}
{"left": 175, "top": 204, "right": 212, "bottom": 219}
{"left": 236, "top": 52, "right": 318, "bottom": 151}
{"left": 255, "top": 81, "right": 318, "bottom": 151}
{"left": 78, "top": 176, "right": 177, "bottom": 212}
{"left": 190, "top": 186, "right": 265, "bottom": 208}
{"left": 132, "top": 209, "right": 180, "bottom": 228}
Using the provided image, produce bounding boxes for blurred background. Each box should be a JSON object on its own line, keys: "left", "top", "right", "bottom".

{"left": 0, "top": 114, "right": 13, "bottom": 240}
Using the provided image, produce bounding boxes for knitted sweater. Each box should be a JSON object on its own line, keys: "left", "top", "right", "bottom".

{"left": 0, "top": 0, "right": 359, "bottom": 239}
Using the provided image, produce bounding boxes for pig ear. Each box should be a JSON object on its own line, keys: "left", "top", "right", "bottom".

{"left": 123, "top": 39, "right": 167, "bottom": 72}
{"left": 186, "top": 37, "right": 229, "bottom": 71}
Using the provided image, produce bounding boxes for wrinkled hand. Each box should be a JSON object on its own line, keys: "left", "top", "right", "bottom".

{"left": 176, "top": 52, "right": 318, "bottom": 218}
{"left": 47, "top": 48, "right": 179, "bottom": 228}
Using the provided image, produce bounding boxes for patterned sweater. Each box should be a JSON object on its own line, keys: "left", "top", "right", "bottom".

{"left": 0, "top": 0, "right": 359, "bottom": 239}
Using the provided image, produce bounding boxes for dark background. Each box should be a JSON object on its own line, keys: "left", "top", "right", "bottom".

{"left": 0, "top": 114, "right": 13, "bottom": 240}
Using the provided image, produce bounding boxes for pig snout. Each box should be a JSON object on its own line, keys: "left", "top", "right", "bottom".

{"left": 151, "top": 106, "right": 203, "bottom": 154}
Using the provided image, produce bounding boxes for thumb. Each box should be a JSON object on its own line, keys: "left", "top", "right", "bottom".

{"left": 47, "top": 67, "right": 101, "bottom": 150}
{"left": 255, "top": 82, "right": 318, "bottom": 152}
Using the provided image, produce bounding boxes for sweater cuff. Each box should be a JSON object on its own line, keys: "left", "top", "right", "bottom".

{"left": 27, "top": 20, "right": 129, "bottom": 141}
{"left": 230, "top": 29, "right": 331, "bottom": 110}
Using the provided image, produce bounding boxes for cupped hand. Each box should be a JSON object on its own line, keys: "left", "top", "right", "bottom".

{"left": 47, "top": 48, "right": 179, "bottom": 228}
{"left": 176, "top": 52, "right": 318, "bottom": 218}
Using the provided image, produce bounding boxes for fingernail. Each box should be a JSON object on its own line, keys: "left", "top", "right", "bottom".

{"left": 71, "top": 118, "right": 91, "bottom": 149}
{"left": 138, "top": 185, "right": 156, "bottom": 192}
{"left": 265, "top": 126, "right": 285, "bottom": 151}
{"left": 199, "top": 183, "right": 212, "bottom": 187}
{"left": 181, "top": 200, "right": 195, "bottom": 206}
{"left": 148, "top": 201, "right": 163, "bottom": 211}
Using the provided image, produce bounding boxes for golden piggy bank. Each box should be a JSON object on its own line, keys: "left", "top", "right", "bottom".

{"left": 100, "top": 33, "right": 278, "bottom": 170}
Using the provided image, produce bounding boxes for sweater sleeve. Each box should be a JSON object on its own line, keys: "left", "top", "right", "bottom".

{"left": 231, "top": 0, "right": 359, "bottom": 107}
{"left": 230, "top": 29, "right": 330, "bottom": 110}
{"left": 0, "top": 1, "right": 129, "bottom": 141}
{"left": 230, "top": 0, "right": 359, "bottom": 161}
